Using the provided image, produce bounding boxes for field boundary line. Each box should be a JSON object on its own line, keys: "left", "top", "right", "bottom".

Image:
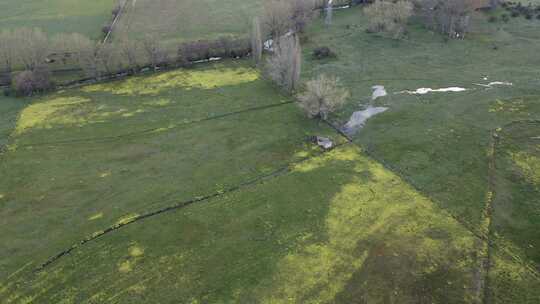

{"left": 350, "top": 119, "right": 540, "bottom": 292}
{"left": 34, "top": 140, "right": 351, "bottom": 272}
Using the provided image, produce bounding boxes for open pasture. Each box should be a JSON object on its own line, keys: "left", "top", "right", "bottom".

{"left": 0, "top": 58, "right": 511, "bottom": 303}
{"left": 1, "top": 2, "right": 540, "bottom": 304}
{"left": 0, "top": 0, "right": 116, "bottom": 39}
{"left": 113, "top": 0, "right": 264, "bottom": 44}
{"left": 301, "top": 5, "right": 540, "bottom": 301}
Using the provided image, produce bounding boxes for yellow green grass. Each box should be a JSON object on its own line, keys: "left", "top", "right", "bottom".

{"left": 1, "top": 145, "right": 483, "bottom": 303}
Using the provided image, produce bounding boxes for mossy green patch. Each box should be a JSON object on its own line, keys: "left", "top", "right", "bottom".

{"left": 4, "top": 146, "right": 479, "bottom": 303}
{"left": 15, "top": 96, "right": 91, "bottom": 134}
{"left": 81, "top": 66, "right": 259, "bottom": 96}
{"left": 511, "top": 151, "right": 540, "bottom": 186}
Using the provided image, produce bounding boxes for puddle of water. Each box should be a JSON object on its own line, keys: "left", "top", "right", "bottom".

{"left": 372, "top": 85, "right": 387, "bottom": 100}
{"left": 342, "top": 106, "right": 388, "bottom": 136}
{"left": 474, "top": 81, "right": 513, "bottom": 88}
{"left": 399, "top": 87, "right": 467, "bottom": 95}
{"left": 193, "top": 57, "right": 222, "bottom": 64}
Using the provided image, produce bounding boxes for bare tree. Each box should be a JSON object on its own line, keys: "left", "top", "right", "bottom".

{"left": 364, "top": 0, "right": 413, "bottom": 39}
{"left": 51, "top": 33, "right": 89, "bottom": 66}
{"left": 419, "top": 0, "right": 472, "bottom": 38}
{"left": 251, "top": 17, "right": 264, "bottom": 64}
{"left": 265, "top": 34, "right": 302, "bottom": 93}
{"left": 77, "top": 40, "right": 102, "bottom": 78}
{"left": 297, "top": 74, "right": 349, "bottom": 120}
{"left": 262, "top": 0, "right": 294, "bottom": 38}
{"left": 0, "top": 29, "right": 16, "bottom": 80}
{"left": 12, "top": 68, "right": 54, "bottom": 96}
{"left": 141, "top": 35, "right": 168, "bottom": 69}
{"left": 290, "top": 0, "right": 318, "bottom": 33}
{"left": 97, "top": 43, "right": 120, "bottom": 75}
{"left": 117, "top": 33, "right": 142, "bottom": 72}
{"left": 12, "top": 28, "right": 50, "bottom": 71}
{"left": 262, "top": 0, "right": 317, "bottom": 38}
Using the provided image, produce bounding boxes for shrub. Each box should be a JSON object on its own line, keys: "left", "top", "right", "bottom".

{"left": 488, "top": 16, "right": 498, "bottom": 23}
{"left": 297, "top": 74, "right": 349, "bottom": 120}
{"left": 12, "top": 69, "right": 54, "bottom": 96}
{"left": 312, "top": 47, "right": 335, "bottom": 59}
{"left": 501, "top": 14, "right": 510, "bottom": 22}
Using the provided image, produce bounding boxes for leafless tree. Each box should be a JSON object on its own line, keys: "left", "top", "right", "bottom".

{"left": 117, "top": 33, "right": 142, "bottom": 72}
{"left": 141, "top": 35, "right": 168, "bottom": 69}
{"left": 265, "top": 34, "right": 302, "bottom": 92}
{"left": 251, "top": 17, "right": 264, "bottom": 64}
{"left": 262, "top": 0, "right": 317, "bottom": 38}
{"left": 97, "top": 43, "right": 120, "bottom": 75}
{"left": 0, "top": 29, "right": 16, "bottom": 79}
{"left": 12, "top": 68, "right": 54, "bottom": 96}
{"left": 418, "top": 0, "right": 472, "bottom": 38}
{"left": 77, "top": 40, "right": 102, "bottom": 78}
{"left": 364, "top": 0, "right": 413, "bottom": 39}
{"left": 262, "top": 0, "right": 294, "bottom": 38}
{"left": 297, "top": 74, "right": 349, "bottom": 120}
{"left": 290, "top": 0, "right": 317, "bottom": 33}
{"left": 12, "top": 28, "right": 50, "bottom": 71}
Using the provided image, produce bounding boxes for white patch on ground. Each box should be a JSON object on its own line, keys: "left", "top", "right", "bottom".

{"left": 193, "top": 57, "right": 222, "bottom": 64}
{"left": 342, "top": 106, "right": 388, "bottom": 136}
{"left": 372, "top": 85, "right": 387, "bottom": 100}
{"left": 473, "top": 81, "right": 513, "bottom": 88}
{"left": 399, "top": 87, "right": 467, "bottom": 95}
{"left": 264, "top": 39, "right": 273, "bottom": 51}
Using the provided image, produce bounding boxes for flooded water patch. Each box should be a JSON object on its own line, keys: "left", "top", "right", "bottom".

{"left": 342, "top": 106, "right": 388, "bottom": 136}
{"left": 399, "top": 87, "right": 467, "bottom": 95}
{"left": 372, "top": 85, "right": 387, "bottom": 100}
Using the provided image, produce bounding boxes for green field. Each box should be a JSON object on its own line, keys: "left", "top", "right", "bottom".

{"left": 0, "top": 63, "right": 486, "bottom": 301}
{"left": 0, "top": 0, "right": 116, "bottom": 39}
{"left": 1, "top": 3, "right": 540, "bottom": 304}
{"left": 113, "top": 0, "right": 264, "bottom": 44}
{"left": 301, "top": 5, "right": 540, "bottom": 301}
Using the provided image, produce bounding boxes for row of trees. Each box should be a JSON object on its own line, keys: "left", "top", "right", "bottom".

{"left": 0, "top": 28, "right": 168, "bottom": 79}
{"left": 1, "top": 26, "right": 250, "bottom": 95}
{"left": 364, "top": 0, "right": 476, "bottom": 39}
{"left": 418, "top": 0, "right": 473, "bottom": 38}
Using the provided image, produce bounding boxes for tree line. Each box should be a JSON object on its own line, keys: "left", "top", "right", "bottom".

{"left": 0, "top": 27, "right": 250, "bottom": 96}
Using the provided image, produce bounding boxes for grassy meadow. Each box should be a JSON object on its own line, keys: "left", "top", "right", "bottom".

{"left": 1, "top": 3, "right": 540, "bottom": 304}
{"left": 301, "top": 5, "right": 540, "bottom": 302}
{"left": 0, "top": 0, "right": 116, "bottom": 39}
{"left": 113, "top": 0, "right": 264, "bottom": 44}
